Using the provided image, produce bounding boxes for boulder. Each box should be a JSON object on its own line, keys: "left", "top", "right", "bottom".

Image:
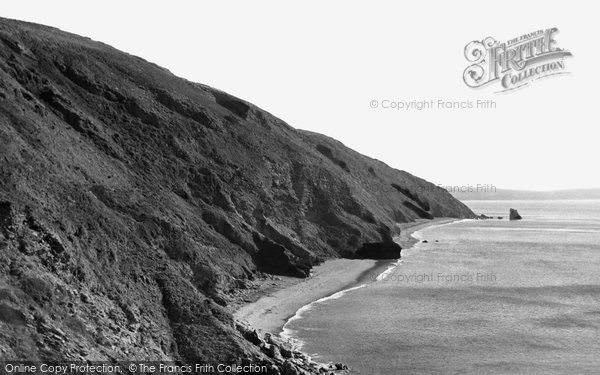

{"left": 335, "top": 363, "right": 349, "bottom": 370}
{"left": 266, "top": 333, "right": 294, "bottom": 358}
{"left": 248, "top": 329, "right": 264, "bottom": 346}
{"left": 280, "top": 345, "right": 293, "bottom": 359}
{"left": 236, "top": 322, "right": 265, "bottom": 346}
{"left": 509, "top": 208, "right": 522, "bottom": 220}
{"left": 269, "top": 344, "right": 284, "bottom": 361}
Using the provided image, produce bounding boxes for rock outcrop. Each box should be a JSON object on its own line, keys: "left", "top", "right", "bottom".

{"left": 509, "top": 208, "right": 523, "bottom": 220}
{"left": 355, "top": 242, "right": 402, "bottom": 259}
{"left": 0, "top": 17, "right": 474, "bottom": 369}
{"left": 235, "top": 323, "right": 349, "bottom": 374}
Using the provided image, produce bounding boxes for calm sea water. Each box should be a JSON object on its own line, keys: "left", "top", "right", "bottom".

{"left": 284, "top": 200, "right": 600, "bottom": 374}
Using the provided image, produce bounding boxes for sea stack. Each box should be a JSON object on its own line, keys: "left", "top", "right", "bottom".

{"left": 509, "top": 208, "right": 523, "bottom": 220}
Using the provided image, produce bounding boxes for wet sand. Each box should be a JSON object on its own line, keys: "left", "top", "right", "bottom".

{"left": 233, "top": 218, "right": 458, "bottom": 335}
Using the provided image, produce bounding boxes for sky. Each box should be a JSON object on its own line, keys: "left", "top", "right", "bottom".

{"left": 2, "top": 1, "right": 598, "bottom": 191}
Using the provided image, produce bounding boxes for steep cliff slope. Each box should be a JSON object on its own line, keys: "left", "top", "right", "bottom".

{"left": 0, "top": 18, "right": 473, "bottom": 366}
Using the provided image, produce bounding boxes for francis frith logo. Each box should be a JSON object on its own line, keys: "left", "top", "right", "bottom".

{"left": 463, "top": 28, "right": 572, "bottom": 92}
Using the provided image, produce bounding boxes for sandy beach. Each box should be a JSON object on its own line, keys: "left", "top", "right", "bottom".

{"left": 234, "top": 217, "right": 458, "bottom": 335}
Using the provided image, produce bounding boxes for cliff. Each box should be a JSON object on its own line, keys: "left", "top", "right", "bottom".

{"left": 0, "top": 18, "right": 474, "bottom": 370}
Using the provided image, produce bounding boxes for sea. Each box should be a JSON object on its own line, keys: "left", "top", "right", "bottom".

{"left": 282, "top": 200, "right": 600, "bottom": 374}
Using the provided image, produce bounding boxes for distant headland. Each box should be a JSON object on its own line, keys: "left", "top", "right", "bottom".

{"left": 451, "top": 188, "right": 600, "bottom": 201}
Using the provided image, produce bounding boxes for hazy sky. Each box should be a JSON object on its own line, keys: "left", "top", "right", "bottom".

{"left": 3, "top": 1, "right": 598, "bottom": 190}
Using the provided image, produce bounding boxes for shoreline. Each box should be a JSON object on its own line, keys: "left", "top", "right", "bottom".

{"left": 233, "top": 217, "right": 459, "bottom": 336}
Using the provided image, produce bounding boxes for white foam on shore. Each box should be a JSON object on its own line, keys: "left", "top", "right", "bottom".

{"left": 282, "top": 258, "right": 407, "bottom": 344}
{"left": 281, "top": 259, "right": 404, "bottom": 344}
{"left": 412, "top": 218, "right": 472, "bottom": 242}
{"left": 376, "top": 259, "right": 402, "bottom": 281}
{"left": 281, "top": 219, "right": 470, "bottom": 345}
{"left": 280, "top": 284, "right": 366, "bottom": 347}
{"left": 384, "top": 219, "right": 470, "bottom": 275}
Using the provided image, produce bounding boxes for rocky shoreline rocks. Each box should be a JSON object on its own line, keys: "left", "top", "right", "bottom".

{"left": 236, "top": 322, "right": 349, "bottom": 374}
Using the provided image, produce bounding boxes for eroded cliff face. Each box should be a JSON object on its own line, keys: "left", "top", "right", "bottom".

{"left": 0, "top": 18, "right": 473, "bottom": 367}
